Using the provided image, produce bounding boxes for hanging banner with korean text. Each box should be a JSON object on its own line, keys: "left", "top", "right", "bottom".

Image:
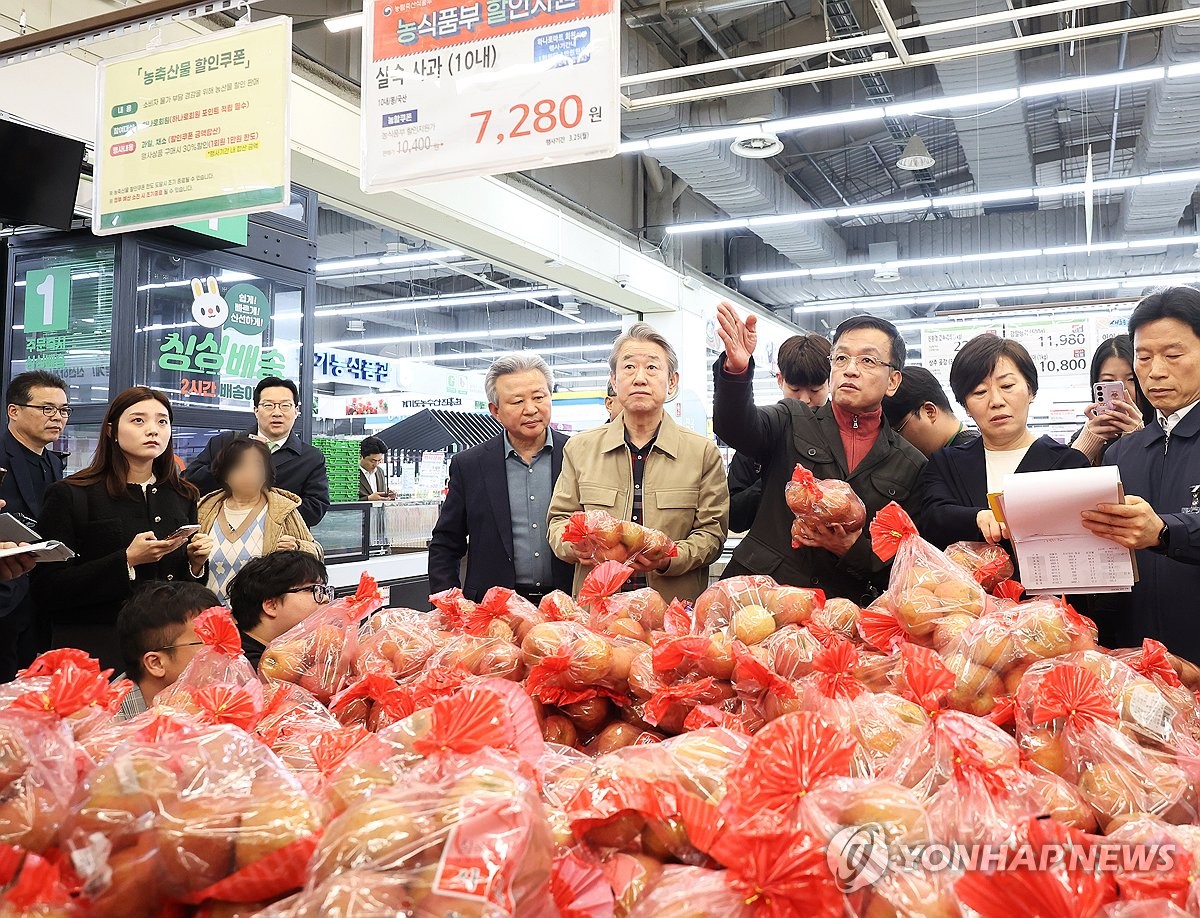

{"left": 93, "top": 18, "right": 291, "bottom": 235}
{"left": 360, "top": 0, "right": 620, "bottom": 187}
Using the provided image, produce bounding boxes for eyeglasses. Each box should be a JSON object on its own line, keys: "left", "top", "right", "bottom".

{"left": 829, "top": 353, "right": 898, "bottom": 372}
{"left": 284, "top": 583, "right": 335, "bottom": 604}
{"left": 257, "top": 401, "right": 296, "bottom": 412}
{"left": 151, "top": 640, "right": 205, "bottom": 653}
{"left": 893, "top": 412, "right": 914, "bottom": 433}
{"left": 15, "top": 404, "right": 71, "bottom": 418}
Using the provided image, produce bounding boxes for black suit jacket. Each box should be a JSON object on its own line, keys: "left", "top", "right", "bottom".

{"left": 33, "top": 479, "right": 202, "bottom": 629}
{"left": 428, "top": 430, "right": 573, "bottom": 602}
{"left": 918, "top": 434, "right": 1092, "bottom": 550}
{"left": 184, "top": 429, "right": 330, "bottom": 526}
{"left": 0, "top": 430, "right": 66, "bottom": 615}
{"left": 727, "top": 451, "right": 765, "bottom": 534}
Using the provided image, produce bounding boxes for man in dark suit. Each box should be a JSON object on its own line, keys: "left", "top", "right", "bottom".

{"left": 184, "top": 377, "right": 330, "bottom": 526}
{"left": 428, "top": 354, "right": 573, "bottom": 603}
{"left": 0, "top": 371, "right": 69, "bottom": 679}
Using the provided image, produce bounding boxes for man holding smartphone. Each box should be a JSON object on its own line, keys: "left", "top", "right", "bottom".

{"left": 0, "top": 371, "right": 69, "bottom": 680}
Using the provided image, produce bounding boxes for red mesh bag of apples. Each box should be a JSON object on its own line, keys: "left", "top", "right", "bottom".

{"left": 0, "top": 663, "right": 111, "bottom": 854}
{"left": 259, "top": 574, "right": 384, "bottom": 704}
{"left": 291, "top": 746, "right": 556, "bottom": 918}
{"left": 521, "top": 620, "right": 640, "bottom": 707}
{"left": 945, "top": 540, "right": 1015, "bottom": 592}
{"left": 579, "top": 562, "right": 670, "bottom": 640}
{"left": 785, "top": 464, "right": 867, "bottom": 548}
{"left": 354, "top": 608, "right": 443, "bottom": 681}
{"left": 1015, "top": 659, "right": 1197, "bottom": 833}
{"left": 870, "top": 502, "right": 989, "bottom": 643}
{"left": 562, "top": 510, "right": 677, "bottom": 566}
{"left": 694, "top": 575, "right": 826, "bottom": 646}
{"left": 64, "top": 714, "right": 328, "bottom": 916}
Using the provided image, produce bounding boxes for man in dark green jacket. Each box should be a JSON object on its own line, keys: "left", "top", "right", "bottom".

{"left": 714, "top": 302, "right": 926, "bottom": 605}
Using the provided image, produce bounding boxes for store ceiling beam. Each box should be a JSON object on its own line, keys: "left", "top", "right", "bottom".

{"left": 623, "top": 4, "right": 1200, "bottom": 109}
{"left": 0, "top": 0, "right": 273, "bottom": 68}
{"left": 621, "top": 0, "right": 1129, "bottom": 91}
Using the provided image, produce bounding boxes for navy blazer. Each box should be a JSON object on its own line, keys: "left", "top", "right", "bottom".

{"left": 0, "top": 430, "right": 66, "bottom": 615}
{"left": 427, "top": 429, "right": 574, "bottom": 602}
{"left": 918, "top": 434, "right": 1092, "bottom": 550}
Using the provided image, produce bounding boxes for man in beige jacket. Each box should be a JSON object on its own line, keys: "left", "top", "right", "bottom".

{"left": 548, "top": 323, "right": 729, "bottom": 602}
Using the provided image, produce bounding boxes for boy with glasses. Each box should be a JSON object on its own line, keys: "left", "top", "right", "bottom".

{"left": 0, "top": 371, "right": 69, "bottom": 679}
{"left": 114, "top": 581, "right": 220, "bottom": 719}
{"left": 185, "top": 377, "right": 330, "bottom": 526}
{"left": 227, "top": 550, "right": 331, "bottom": 669}
{"left": 714, "top": 303, "right": 926, "bottom": 604}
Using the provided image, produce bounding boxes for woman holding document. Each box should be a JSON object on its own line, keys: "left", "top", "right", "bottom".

{"left": 917, "top": 334, "right": 1091, "bottom": 559}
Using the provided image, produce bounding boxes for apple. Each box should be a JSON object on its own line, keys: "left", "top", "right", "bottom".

{"left": 731, "top": 605, "right": 776, "bottom": 645}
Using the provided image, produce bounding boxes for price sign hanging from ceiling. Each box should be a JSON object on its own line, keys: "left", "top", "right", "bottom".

{"left": 361, "top": 0, "right": 620, "bottom": 188}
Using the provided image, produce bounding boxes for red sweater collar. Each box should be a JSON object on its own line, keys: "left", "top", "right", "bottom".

{"left": 832, "top": 401, "right": 883, "bottom": 435}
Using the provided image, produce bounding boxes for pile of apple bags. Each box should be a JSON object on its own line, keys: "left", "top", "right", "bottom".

{"left": 3, "top": 512, "right": 1200, "bottom": 918}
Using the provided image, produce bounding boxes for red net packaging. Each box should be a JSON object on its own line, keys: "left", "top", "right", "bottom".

{"left": 154, "top": 608, "right": 258, "bottom": 715}
{"left": 809, "top": 597, "right": 864, "bottom": 645}
{"left": 719, "top": 712, "right": 860, "bottom": 836}
{"left": 304, "top": 747, "right": 555, "bottom": 917}
{"left": 786, "top": 464, "right": 867, "bottom": 547}
{"left": 255, "top": 681, "right": 342, "bottom": 784}
{"left": 1017, "top": 651, "right": 1193, "bottom": 758}
{"left": 1111, "top": 639, "right": 1200, "bottom": 742}
{"left": 521, "top": 621, "right": 638, "bottom": 707}
{"left": 0, "top": 850, "right": 84, "bottom": 918}
{"left": 566, "top": 728, "right": 749, "bottom": 863}
{"left": 462, "top": 587, "right": 545, "bottom": 643}
{"left": 945, "top": 540, "right": 1016, "bottom": 592}
{"left": 259, "top": 574, "right": 384, "bottom": 704}
{"left": 353, "top": 610, "right": 441, "bottom": 681}
{"left": 330, "top": 672, "right": 414, "bottom": 733}
{"left": 562, "top": 510, "right": 677, "bottom": 566}
{"left": 798, "top": 638, "right": 927, "bottom": 771}
{"left": 954, "top": 817, "right": 1118, "bottom": 918}
{"left": 0, "top": 672, "right": 99, "bottom": 853}
{"left": 601, "top": 851, "right": 664, "bottom": 918}
{"left": 693, "top": 576, "right": 778, "bottom": 635}
{"left": 1015, "top": 660, "right": 1195, "bottom": 831}
{"left": 871, "top": 502, "right": 988, "bottom": 641}
{"left": 579, "top": 564, "right": 669, "bottom": 644}
{"left": 426, "top": 632, "right": 525, "bottom": 682}
{"left": 65, "top": 715, "right": 327, "bottom": 913}
{"left": 378, "top": 677, "right": 545, "bottom": 769}
{"left": 428, "top": 587, "right": 476, "bottom": 631}
{"left": 550, "top": 847, "right": 615, "bottom": 918}
{"left": 539, "top": 591, "right": 589, "bottom": 625}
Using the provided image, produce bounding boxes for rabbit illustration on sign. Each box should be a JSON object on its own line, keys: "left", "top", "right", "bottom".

{"left": 190, "top": 277, "right": 229, "bottom": 329}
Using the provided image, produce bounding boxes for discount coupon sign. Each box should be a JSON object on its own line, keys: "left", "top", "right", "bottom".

{"left": 361, "top": 0, "right": 619, "bottom": 187}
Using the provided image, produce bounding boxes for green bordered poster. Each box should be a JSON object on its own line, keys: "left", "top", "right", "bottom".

{"left": 93, "top": 18, "right": 291, "bottom": 235}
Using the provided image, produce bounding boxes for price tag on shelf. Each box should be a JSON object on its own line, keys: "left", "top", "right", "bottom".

{"left": 1002, "top": 317, "right": 1093, "bottom": 380}
{"left": 361, "top": 0, "right": 619, "bottom": 188}
{"left": 920, "top": 320, "right": 1001, "bottom": 388}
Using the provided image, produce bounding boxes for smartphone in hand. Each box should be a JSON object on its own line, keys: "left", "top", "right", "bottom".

{"left": 164, "top": 524, "right": 201, "bottom": 541}
{"left": 1093, "top": 381, "right": 1126, "bottom": 414}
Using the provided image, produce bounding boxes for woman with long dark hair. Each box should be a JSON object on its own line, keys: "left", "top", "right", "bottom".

{"left": 32, "top": 387, "right": 213, "bottom": 670}
{"left": 1070, "top": 335, "right": 1155, "bottom": 465}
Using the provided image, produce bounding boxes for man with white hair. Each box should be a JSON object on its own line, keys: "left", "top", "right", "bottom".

{"left": 548, "top": 323, "right": 729, "bottom": 603}
{"left": 428, "top": 353, "right": 573, "bottom": 603}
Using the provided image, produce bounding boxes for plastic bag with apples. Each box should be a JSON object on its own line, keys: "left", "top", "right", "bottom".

{"left": 785, "top": 464, "right": 867, "bottom": 548}
{"left": 562, "top": 510, "right": 677, "bottom": 566}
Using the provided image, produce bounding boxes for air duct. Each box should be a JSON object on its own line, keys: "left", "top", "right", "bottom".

{"left": 622, "top": 26, "right": 845, "bottom": 266}
{"left": 1120, "top": 0, "right": 1200, "bottom": 238}
{"left": 909, "top": 0, "right": 1035, "bottom": 192}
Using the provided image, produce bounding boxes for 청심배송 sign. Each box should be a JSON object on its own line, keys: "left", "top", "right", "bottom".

{"left": 360, "top": 0, "right": 619, "bottom": 188}
{"left": 93, "top": 17, "right": 291, "bottom": 234}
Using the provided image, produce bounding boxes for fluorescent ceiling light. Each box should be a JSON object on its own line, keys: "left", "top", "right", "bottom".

{"left": 1019, "top": 66, "right": 1165, "bottom": 99}
{"left": 743, "top": 235, "right": 1200, "bottom": 282}
{"left": 673, "top": 166, "right": 1200, "bottom": 236}
{"left": 621, "top": 60, "right": 1200, "bottom": 155}
{"left": 317, "top": 287, "right": 570, "bottom": 317}
{"left": 435, "top": 343, "right": 615, "bottom": 360}
{"left": 325, "top": 12, "right": 363, "bottom": 33}
{"left": 792, "top": 272, "right": 1200, "bottom": 315}
{"left": 318, "top": 249, "right": 464, "bottom": 272}
{"left": 332, "top": 320, "right": 622, "bottom": 349}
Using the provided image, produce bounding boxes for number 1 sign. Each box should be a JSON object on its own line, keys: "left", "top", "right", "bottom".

{"left": 360, "top": 0, "right": 619, "bottom": 188}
